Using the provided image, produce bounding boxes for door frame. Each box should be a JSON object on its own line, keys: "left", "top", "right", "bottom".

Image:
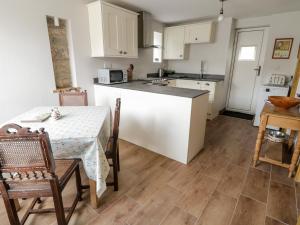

{"left": 226, "top": 27, "right": 269, "bottom": 114}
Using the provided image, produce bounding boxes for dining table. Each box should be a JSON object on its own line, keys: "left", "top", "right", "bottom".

{"left": 3, "top": 106, "right": 111, "bottom": 208}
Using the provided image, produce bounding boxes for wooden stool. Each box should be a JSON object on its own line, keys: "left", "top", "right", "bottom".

{"left": 253, "top": 102, "right": 300, "bottom": 178}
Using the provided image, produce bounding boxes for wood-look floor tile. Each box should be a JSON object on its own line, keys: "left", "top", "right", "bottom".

{"left": 267, "top": 182, "right": 297, "bottom": 225}
{"left": 271, "top": 165, "right": 294, "bottom": 188}
{"left": 295, "top": 183, "right": 300, "bottom": 210}
{"left": 251, "top": 161, "right": 271, "bottom": 173}
{"left": 64, "top": 202, "right": 98, "bottom": 225}
{"left": 265, "top": 217, "right": 287, "bottom": 225}
{"left": 168, "top": 167, "right": 201, "bottom": 192}
{"left": 242, "top": 168, "right": 270, "bottom": 203}
{"left": 197, "top": 191, "right": 237, "bottom": 225}
{"left": 148, "top": 184, "right": 183, "bottom": 205}
{"left": 177, "top": 174, "right": 218, "bottom": 217}
{"left": 137, "top": 163, "right": 173, "bottom": 188}
{"left": 200, "top": 155, "right": 230, "bottom": 181}
{"left": 160, "top": 206, "right": 197, "bottom": 225}
{"left": 230, "top": 148, "right": 252, "bottom": 168}
{"left": 126, "top": 181, "right": 160, "bottom": 205}
{"left": 230, "top": 195, "right": 266, "bottom": 225}
{"left": 126, "top": 199, "right": 173, "bottom": 225}
{"left": 87, "top": 195, "right": 139, "bottom": 225}
{"left": 216, "top": 164, "right": 247, "bottom": 199}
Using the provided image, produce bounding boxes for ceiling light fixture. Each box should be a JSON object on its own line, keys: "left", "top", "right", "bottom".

{"left": 218, "top": 0, "right": 227, "bottom": 22}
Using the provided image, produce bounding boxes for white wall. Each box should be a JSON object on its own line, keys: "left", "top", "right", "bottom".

{"left": 0, "top": 0, "right": 163, "bottom": 124}
{"left": 167, "top": 18, "right": 235, "bottom": 76}
{"left": 166, "top": 18, "right": 235, "bottom": 110}
{"left": 236, "top": 11, "right": 300, "bottom": 84}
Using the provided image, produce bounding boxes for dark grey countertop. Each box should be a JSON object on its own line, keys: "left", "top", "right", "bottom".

{"left": 94, "top": 80, "right": 209, "bottom": 98}
{"left": 147, "top": 73, "right": 225, "bottom": 82}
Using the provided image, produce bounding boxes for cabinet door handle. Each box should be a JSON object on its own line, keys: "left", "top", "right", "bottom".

{"left": 124, "top": 51, "right": 127, "bottom": 55}
{"left": 179, "top": 54, "right": 183, "bottom": 58}
{"left": 197, "top": 82, "right": 200, "bottom": 84}
{"left": 119, "top": 50, "right": 123, "bottom": 54}
{"left": 195, "top": 37, "right": 198, "bottom": 41}
{"left": 205, "top": 83, "right": 210, "bottom": 86}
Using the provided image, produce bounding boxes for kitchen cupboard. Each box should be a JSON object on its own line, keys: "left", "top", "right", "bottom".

{"left": 168, "top": 79, "right": 223, "bottom": 120}
{"left": 87, "top": 1, "right": 138, "bottom": 58}
{"left": 184, "top": 22, "right": 215, "bottom": 44}
{"left": 163, "top": 21, "right": 215, "bottom": 60}
{"left": 163, "top": 26, "right": 186, "bottom": 60}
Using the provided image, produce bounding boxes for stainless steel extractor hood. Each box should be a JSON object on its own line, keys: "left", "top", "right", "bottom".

{"left": 138, "top": 11, "right": 159, "bottom": 48}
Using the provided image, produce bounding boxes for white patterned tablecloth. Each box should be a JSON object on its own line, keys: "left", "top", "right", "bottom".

{"left": 4, "top": 106, "right": 111, "bottom": 197}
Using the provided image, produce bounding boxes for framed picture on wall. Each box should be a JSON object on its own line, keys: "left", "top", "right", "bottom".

{"left": 272, "top": 38, "right": 293, "bottom": 59}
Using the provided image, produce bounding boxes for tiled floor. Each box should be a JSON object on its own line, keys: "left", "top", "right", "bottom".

{"left": 0, "top": 115, "right": 299, "bottom": 225}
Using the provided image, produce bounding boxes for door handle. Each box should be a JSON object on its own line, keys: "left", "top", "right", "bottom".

{"left": 254, "top": 66, "right": 261, "bottom": 76}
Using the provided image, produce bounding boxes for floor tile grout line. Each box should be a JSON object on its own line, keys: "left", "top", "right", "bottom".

{"left": 193, "top": 163, "right": 228, "bottom": 225}
{"left": 227, "top": 155, "right": 253, "bottom": 225}
{"left": 265, "top": 164, "right": 272, "bottom": 222}
{"left": 294, "top": 178, "right": 299, "bottom": 218}
{"left": 267, "top": 215, "right": 290, "bottom": 225}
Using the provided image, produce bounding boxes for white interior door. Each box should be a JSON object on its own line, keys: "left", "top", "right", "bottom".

{"left": 227, "top": 29, "right": 265, "bottom": 114}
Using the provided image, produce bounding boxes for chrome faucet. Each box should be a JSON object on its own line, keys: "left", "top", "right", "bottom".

{"left": 200, "top": 60, "right": 205, "bottom": 79}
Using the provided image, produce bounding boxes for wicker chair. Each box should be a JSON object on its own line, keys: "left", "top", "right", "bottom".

{"left": 0, "top": 124, "right": 84, "bottom": 225}
{"left": 59, "top": 88, "right": 88, "bottom": 106}
{"left": 105, "top": 98, "right": 121, "bottom": 191}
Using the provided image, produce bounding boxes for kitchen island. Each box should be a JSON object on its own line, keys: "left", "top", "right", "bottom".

{"left": 94, "top": 81, "right": 209, "bottom": 164}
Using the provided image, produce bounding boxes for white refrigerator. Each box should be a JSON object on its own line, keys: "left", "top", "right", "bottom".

{"left": 253, "top": 85, "right": 289, "bottom": 126}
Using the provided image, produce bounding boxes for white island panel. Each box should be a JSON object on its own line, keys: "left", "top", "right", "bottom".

{"left": 94, "top": 84, "right": 208, "bottom": 164}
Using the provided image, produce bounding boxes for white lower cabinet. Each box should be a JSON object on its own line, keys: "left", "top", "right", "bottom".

{"left": 167, "top": 79, "right": 177, "bottom": 87}
{"left": 169, "top": 79, "right": 223, "bottom": 120}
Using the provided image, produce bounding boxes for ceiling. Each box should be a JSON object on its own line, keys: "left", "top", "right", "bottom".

{"left": 100, "top": 0, "right": 300, "bottom": 23}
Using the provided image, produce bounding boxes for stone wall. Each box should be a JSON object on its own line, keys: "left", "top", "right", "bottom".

{"left": 47, "top": 16, "right": 72, "bottom": 89}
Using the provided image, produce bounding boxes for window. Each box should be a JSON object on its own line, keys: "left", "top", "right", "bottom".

{"left": 153, "top": 31, "right": 162, "bottom": 63}
{"left": 46, "top": 16, "right": 74, "bottom": 89}
{"left": 238, "top": 46, "right": 256, "bottom": 61}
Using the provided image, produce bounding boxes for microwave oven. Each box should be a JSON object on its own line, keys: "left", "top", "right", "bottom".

{"left": 97, "top": 69, "right": 128, "bottom": 84}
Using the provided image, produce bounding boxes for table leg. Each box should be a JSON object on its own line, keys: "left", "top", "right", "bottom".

{"left": 89, "top": 179, "right": 100, "bottom": 209}
{"left": 288, "top": 130, "right": 296, "bottom": 149}
{"left": 13, "top": 199, "right": 20, "bottom": 211}
{"left": 253, "top": 115, "right": 267, "bottom": 166}
{"left": 289, "top": 132, "right": 300, "bottom": 178}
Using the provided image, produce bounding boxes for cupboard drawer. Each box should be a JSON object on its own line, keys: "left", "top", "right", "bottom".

{"left": 176, "top": 79, "right": 201, "bottom": 90}
{"left": 200, "top": 82, "right": 215, "bottom": 93}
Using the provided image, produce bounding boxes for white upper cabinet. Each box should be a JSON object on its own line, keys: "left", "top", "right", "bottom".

{"left": 184, "top": 22, "right": 215, "bottom": 44}
{"left": 122, "top": 12, "right": 138, "bottom": 57}
{"left": 163, "top": 21, "right": 215, "bottom": 60}
{"left": 163, "top": 26, "right": 185, "bottom": 60}
{"left": 87, "top": 1, "right": 138, "bottom": 58}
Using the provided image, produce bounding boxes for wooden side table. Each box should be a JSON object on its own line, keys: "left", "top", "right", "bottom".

{"left": 253, "top": 102, "right": 300, "bottom": 178}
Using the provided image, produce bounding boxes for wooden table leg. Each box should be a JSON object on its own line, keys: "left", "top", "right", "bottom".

{"left": 289, "top": 132, "right": 300, "bottom": 178}
{"left": 89, "top": 179, "right": 100, "bottom": 209}
{"left": 288, "top": 130, "right": 296, "bottom": 148}
{"left": 13, "top": 199, "right": 20, "bottom": 211}
{"left": 253, "top": 115, "right": 268, "bottom": 166}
